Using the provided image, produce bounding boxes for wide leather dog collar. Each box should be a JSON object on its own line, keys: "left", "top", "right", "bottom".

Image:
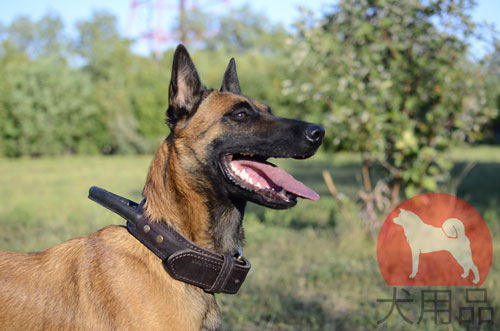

{"left": 88, "top": 186, "right": 250, "bottom": 294}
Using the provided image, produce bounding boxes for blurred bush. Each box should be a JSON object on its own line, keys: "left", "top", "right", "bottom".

{"left": 0, "top": 6, "right": 289, "bottom": 156}
{"left": 0, "top": 0, "right": 498, "bottom": 209}
{"left": 284, "top": 0, "right": 499, "bottom": 211}
{"left": 0, "top": 55, "right": 109, "bottom": 156}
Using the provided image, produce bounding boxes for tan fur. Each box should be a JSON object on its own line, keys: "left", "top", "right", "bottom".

{"left": 0, "top": 226, "right": 220, "bottom": 330}
{"left": 0, "top": 39, "right": 316, "bottom": 328}
{"left": 0, "top": 92, "right": 252, "bottom": 331}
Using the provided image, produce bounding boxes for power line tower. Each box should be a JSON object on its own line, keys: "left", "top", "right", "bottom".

{"left": 127, "top": 0, "right": 230, "bottom": 58}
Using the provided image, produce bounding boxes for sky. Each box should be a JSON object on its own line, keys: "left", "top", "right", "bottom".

{"left": 0, "top": 0, "right": 328, "bottom": 32}
{"left": 0, "top": 0, "right": 498, "bottom": 56}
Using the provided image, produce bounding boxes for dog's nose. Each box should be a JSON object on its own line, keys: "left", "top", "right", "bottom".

{"left": 304, "top": 124, "right": 325, "bottom": 145}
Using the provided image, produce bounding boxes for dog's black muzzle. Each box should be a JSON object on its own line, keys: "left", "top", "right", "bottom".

{"left": 304, "top": 124, "right": 325, "bottom": 146}
{"left": 269, "top": 118, "right": 325, "bottom": 159}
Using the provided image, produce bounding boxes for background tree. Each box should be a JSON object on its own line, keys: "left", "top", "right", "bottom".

{"left": 480, "top": 38, "right": 500, "bottom": 143}
{"left": 1, "top": 13, "right": 66, "bottom": 59}
{"left": 205, "top": 4, "right": 287, "bottom": 54}
{"left": 285, "top": 0, "right": 498, "bottom": 225}
{"left": 1, "top": 2, "right": 497, "bottom": 167}
{"left": 0, "top": 6, "right": 292, "bottom": 157}
{"left": 0, "top": 57, "right": 106, "bottom": 157}
{"left": 75, "top": 12, "right": 150, "bottom": 154}
{"left": 0, "top": 14, "right": 107, "bottom": 157}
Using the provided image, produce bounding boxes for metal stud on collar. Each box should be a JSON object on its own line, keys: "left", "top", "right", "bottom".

{"left": 236, "top": 247, "right": 244, "bottom": 261}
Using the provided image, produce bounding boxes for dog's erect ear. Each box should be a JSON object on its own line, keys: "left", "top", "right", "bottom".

{"left": 167, "top": 44, "right": 205, "bottom": 128}
{"left": 220, "top": 58, "right": 242, "bottom": 94}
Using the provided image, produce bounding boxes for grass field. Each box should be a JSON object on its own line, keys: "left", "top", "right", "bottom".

{"left": 0, "top": 147, "right": 499, "bottom": 330}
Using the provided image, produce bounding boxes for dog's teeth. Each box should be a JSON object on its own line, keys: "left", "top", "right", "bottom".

{"left": 232, "top": 164, "right": 241, "bottom": 176}
{"left": 280, "top": 189, "right": 287, "bottom": 195}
{"left": 248, "top": 177, "right": 254, "bottom": 185}
{"left": 255, "top": 182, "right": 262, "bottom": 189}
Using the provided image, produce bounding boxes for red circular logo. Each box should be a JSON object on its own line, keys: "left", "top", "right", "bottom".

{"left": 377, "top": 193, "right": 492, "bottom": 286}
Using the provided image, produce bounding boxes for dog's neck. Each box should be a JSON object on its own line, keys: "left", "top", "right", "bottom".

{"left": 142, "top": 139, "right": 245, "bottom": 256}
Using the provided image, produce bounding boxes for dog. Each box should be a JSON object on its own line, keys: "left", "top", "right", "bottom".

{"left": 0, "top": 45, "right": 324, "bottom": 330}
{"left": 393, "top": 208, "right": 479, "bottom": 284}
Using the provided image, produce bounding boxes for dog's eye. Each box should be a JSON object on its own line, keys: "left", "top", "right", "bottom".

{"left": 235, "top": 111, "right": 247, "bottom": 118}
{"left": 226, "top": 106, "right": 254, "bottom": 121}
{"left": 231, "top": 110, "right": 250, "bottom": 119}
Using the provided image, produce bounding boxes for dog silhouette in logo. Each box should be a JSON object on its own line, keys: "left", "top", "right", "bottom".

{"left": 393, "top": 209, "right": 479, "bottom": 284}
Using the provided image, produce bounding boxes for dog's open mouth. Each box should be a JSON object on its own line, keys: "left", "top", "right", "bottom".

{"left": 221, "top": 153, "right": 319, "bottom": 205}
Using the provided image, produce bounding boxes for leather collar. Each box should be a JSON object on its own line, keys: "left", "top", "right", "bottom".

{"left": 88, "top": 186, "right": 251, "bottom": 294}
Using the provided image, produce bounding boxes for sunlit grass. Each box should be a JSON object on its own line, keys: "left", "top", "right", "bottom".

{"left": 0, "top": 155, "right": 150, "bottom": 251}
{"left": 0, "top": 146, "right": 499, "bottom": 329}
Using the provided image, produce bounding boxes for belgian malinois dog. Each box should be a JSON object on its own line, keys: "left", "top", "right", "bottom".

{"left": 0, "top": 45, "right": 324, "bottom": 330}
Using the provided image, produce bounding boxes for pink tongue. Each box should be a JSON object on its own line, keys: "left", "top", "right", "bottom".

{"left": 232, "top": 159, "right": 320, "bottom": 201}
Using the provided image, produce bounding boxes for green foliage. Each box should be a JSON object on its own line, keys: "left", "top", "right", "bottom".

{"left": 0, "top": 2, "right": 497, "bottom": 171}
{"left": 0, "top": 7, "right": 289, "bottom": 157}
{"left": 130, "top": 56, "right": 171, "bottom": 142}
{"left": 188, "top": 48, "right": 288, "bottom": 109}
{"left": 0, "top": 57, "right": 108, "bottom": 156}
{"left": 205, "top": 4, "right": 288, "bottom": 54}
{"left": 285, "top": 0, "right": 499, "bottom": 199}
{"left": 480, "top": 38, "right": 500, "bottom": 142}
{"left": 74, "top": 12, "right": 151, "bottom": 154}
{"left": 2, "top": 13, "right": 66, "bottom": 59}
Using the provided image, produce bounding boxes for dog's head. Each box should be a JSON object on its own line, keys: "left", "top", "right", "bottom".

{"left": 165, "top": 45, "right": 324, "bottom": 209}
{"left": 393, "top": 209, "right": 420, "bottom": 228}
